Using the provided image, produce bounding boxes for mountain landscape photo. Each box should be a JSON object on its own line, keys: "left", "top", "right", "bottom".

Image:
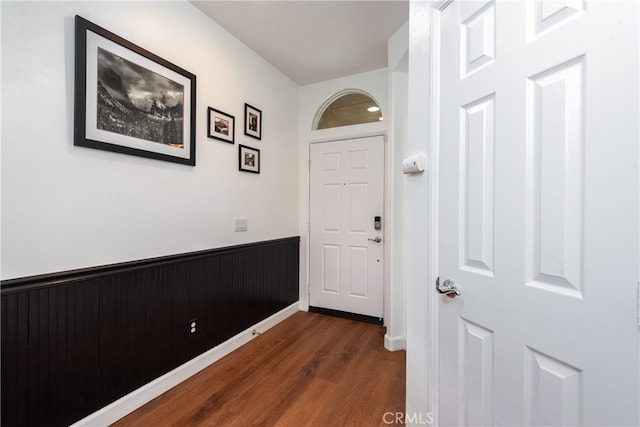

{"left": 96, "top": 47, "right": 185, "bottom": 148}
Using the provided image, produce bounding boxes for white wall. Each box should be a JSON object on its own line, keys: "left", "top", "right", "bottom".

{"left": 1, "top": 1, "right": 300, "bottom": 279}
{"left": 386, "top": 21, "right": 409, "bottom": 351}
{"left": 405, "top": 1, "right": 437, "bottom": 420}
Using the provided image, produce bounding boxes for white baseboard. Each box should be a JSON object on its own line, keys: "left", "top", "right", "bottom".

{"left": 71, "top": 302, "right": 300, "bottom": 427}
{"left": 384, "top": 333, "right": 406, "bottom": 351}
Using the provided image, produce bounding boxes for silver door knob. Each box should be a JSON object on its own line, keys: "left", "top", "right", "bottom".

{"left": 368, "top": 236, "right": 382, "bottom": 243}
{"left": 436, "top": 277, "right": 460, "bottom": 298}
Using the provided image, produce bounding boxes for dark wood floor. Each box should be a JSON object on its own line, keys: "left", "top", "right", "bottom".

{"left": 113, "top": 311, "right": 405, "bottom": 427}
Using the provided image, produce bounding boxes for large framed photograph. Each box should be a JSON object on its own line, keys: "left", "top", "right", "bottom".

{"left": 239, "top": 145, "right": 260, "bottom": 174}
{"left": 74, "top": 15, "right": 196, "bottom": 166}
{"left": 207, "top": 107, "right": 234, "bottom": 144}
{"left": 244, "top": 103, "right": 262, "bottom": 140}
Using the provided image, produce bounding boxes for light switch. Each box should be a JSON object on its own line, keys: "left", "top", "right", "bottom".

{"left": 235, "top": 217, "right": 248, "bottom": 232}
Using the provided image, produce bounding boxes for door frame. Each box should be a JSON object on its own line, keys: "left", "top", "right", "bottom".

{"left": 428, "top": 4, "right": 443, "bottom": 424}
{"left": 302, "top": 129, "right": 391, "bottom": 326}
{"left": 307, "top": 134, "right": 386, "bottom": 320}
{"left": 404, "top": 1, "right": 449, "bottom": 424}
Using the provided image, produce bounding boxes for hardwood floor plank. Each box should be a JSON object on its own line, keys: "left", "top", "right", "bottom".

{"left": 274, "top": 378, "right": 335, "bottom": 426}
{"left": 113, "top": 311, "right": 405, "bottom": 427}
{"left": 307, "top": 328, "right": 381, "bottom": 426}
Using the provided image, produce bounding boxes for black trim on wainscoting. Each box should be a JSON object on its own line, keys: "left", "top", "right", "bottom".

{"left": 1, "top": 237, "right": 298, "bottom": 293}
{"left": 1, "top": 237, "right": 300, "bottom": 427}
{"left": 309, "top": 306, "right": 383, "bottom": 326}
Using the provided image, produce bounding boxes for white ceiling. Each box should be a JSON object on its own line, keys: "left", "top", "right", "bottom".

{"left": 190, "top": 1, "right": 409, "bottom": 85}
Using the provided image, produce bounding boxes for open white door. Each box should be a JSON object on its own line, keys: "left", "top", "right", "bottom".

{"left": 437, "top": 1, "right": 639, "bottom": 425}
{"left": 309, "top": 136, "right": 384, "bottom": 319}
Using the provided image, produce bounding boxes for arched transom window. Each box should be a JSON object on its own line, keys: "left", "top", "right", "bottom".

{"left": 314, "top": 90, "right": 382, "bottom": 130}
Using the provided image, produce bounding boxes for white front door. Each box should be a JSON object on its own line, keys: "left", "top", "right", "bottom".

{"left": 309, "top": 136, "right": 384, "bottom": 319}
{"left": 437, "top": 1, "right": 638, "bottom": 425}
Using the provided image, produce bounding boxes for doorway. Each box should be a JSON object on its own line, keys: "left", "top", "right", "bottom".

{"left": 308, "top": 135, "right": 385, "bottom": 322}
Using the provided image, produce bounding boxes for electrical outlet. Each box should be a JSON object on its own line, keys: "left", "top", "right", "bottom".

{"left": 189, "top": 319, "right": 197, "bottom": 334}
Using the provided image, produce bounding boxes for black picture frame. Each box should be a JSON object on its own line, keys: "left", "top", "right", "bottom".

{"left": 244, "top": 103, "right": 262, "bottom": 140}
{"left": 239, "top": 144, "right": 260, "bottom": 174}
{"left": 207, "top": 107, "right": 235, "bottom": 144}
{"left": 74, "top": 15, "right": 197, "bottom": 166}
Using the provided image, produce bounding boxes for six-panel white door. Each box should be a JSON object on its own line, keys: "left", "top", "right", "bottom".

{"left": 437, "top": 1, "right": 639, "bottom": 425}
{"left": 309, "top": 136, "right": 384, "bottom": 319}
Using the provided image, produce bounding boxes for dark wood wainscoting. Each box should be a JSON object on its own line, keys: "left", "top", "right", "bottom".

{"left": 1, "top": 237, "right": 300, "bottom": 427}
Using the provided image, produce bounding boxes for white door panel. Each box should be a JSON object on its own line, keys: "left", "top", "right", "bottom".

{"left": 438, "top": 1, "right": 638, "bottom": 426}
{"left": 309, "top": 136, "right": 384, "bottom": 318}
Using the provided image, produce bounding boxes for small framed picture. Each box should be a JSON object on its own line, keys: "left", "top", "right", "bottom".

{"left": 239, "top": 144, "right": 260, "bottom": 174}
{"left": 207, "top": 107, "right": 234, "bottom": 144}
{"left": 244, "top": 103, "right": 262, "bottom": 140}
